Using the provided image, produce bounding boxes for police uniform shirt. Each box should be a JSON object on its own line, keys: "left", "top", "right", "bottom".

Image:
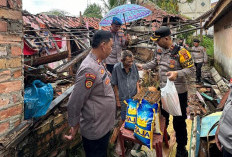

{"left": 142, "top": 45, "right": 194, "bottom": 94}
{"left": 191, "top": 46, "right": 208, "bottom": 63}
{"left": 67, "top": 52, "right": 116, "bottom": 140}
{"left": 105, "top": 30, "right": 126, "bottom": 65}
{"left": 219, "top": 84, "right": 232, "bottom": 154}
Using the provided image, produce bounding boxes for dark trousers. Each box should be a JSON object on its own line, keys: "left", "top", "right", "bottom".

{"left": 82, "top": 132, "right": 110, "bottom": 157}
{"left": 161, "top": 92, "right": 188, "bottom": 150}
{"left": 106, "top": 64, "right": 114, "bottom": 74}
{"left": 223, "top": 147, "right": 232, "bottom": 157}
{"left": 195, "top": 62, "right": 203, "bottom": 82}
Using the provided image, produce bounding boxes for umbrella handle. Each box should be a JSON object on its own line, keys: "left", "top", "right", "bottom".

{"left": 123, "top": 13, "right": 128, "bottom": 34}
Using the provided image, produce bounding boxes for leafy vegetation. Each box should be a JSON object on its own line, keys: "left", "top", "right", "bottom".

{"left": 83, "top": 3, "right": 103, "bottom": 19}
{"left": 201, "top": 35, "right": 214, "bottom": 57}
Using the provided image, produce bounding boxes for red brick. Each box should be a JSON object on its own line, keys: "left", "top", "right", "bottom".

{"left": 0, "top": 58, "right": 21, "bottom": 69}
{"left": 0, "top": 20, "right": 7, "bottom": 32}
{"left": 13, "top": 69, "right": 22, "bottom": 78}
{"left": 0, "top": 80, "right": 22, "bottom": 94}
{"left": 14, "top": 119, "right": 21, "bottom": 127}
{"left": 6, "top": 58, "right": 21, "bottom": 68}
{"left": 0, "top": 46, "right": 7, "bottom": 56}
{"left": 0, "top": 8, "right": 22, "bottom": 20}
{"left": 0, "top": 98, "right": 10, "bottom": 107}
{"left": 0, "top": 70, "right": 11, "bottom": 82}
{"left": 0, "top": 34, "right": 22, "bottom": 44}
{"left": 0, "top": 122, "right": 9, "bottom": 134}
{"left": 0, "top": 59, "right": 6, "bottom": 69}
{"left": 0, "top": 104, "right": 22, "bottom": 120}
{"left": 0, "top": 0, "right": 7, "bottom": 6}
{"left": 12, "top": 94, "right": 20, "bottom": 103}
{"left": 11, "top": 46, "right": 22, "bottom": 56}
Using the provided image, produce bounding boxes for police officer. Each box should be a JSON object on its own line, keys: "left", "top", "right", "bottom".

{"left": 137, "top": 26, "right": 194, "bottom": 157}
{"left": 191, "top": 38, "right": 207, "bottom": 83}
{"left": 105, "top": 17, "right": 129, "bottom": 73}
{"left": 65, "top": 30, "right": 116, "bottom": 157}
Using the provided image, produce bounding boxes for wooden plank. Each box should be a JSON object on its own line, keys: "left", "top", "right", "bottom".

{"left": 189, "top": 116, "right": 201, "bottom": 157}
{"left": 24, "top": 51, "right": 68, "bottom": 66}
{"left": 47, "top": 30, "right": 61, "bottom": 53}
{"left": 56, "top": 48, "right": 91, "bottom": 73}
{"left": 66, "top": 36, "right": 73, "bottom": 75}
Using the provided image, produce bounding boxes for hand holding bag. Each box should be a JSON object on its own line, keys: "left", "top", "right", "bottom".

{"left": 161, "top": 78, "right": 182, "bottom": 116}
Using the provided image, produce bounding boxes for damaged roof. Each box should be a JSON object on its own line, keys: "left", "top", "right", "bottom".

{"left": 204, "top": 0, "right": 232, "bottom": 28}
{"left": 23, "top": 11, "right": 101, "bottom": 30}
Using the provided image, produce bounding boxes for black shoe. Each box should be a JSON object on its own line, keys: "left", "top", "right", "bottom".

{"left": 176, "top": 148, "right": 188, "bottom": 157}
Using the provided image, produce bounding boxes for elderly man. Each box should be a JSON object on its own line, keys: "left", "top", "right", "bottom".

{"left": 215, "top": 79, "right": 232, "bottom": 157}
{"left": 191, "top": 38, "right": 207, "bottom": 83}
{"left": 65, "top": 30, "right": 115, "bottom": 157}
{"left": 111, "top": 50, "right": 140, "bottom": 122}
{"left": 105, "top": 17, "right": 129, "bottom": 73}
{"left": 137, "top": 26, "right": 194, "bottom": 157}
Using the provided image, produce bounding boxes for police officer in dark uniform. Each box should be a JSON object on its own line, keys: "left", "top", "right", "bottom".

{"left": 137, "top": 26, "right": 194, "bottom": 157}
{"left": 65, "top": 30, "right": 116, "bottom": 157}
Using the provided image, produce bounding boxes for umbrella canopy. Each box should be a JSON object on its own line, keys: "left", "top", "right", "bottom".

{"left": 100, "top": 4, "right": 152, "bottom": 26}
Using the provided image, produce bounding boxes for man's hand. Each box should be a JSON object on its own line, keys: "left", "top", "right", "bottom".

{"left": 116, "top": 100, "right": 121, "bottom": 107}
{"left": 215, "top": 125, "right": 222, "bottom": 151}
{"left": 136, "top": 63, "right": 143, "bottom": 71}
{"left": 166, "top": 71, "right": 178, "bottom": 81}
{"left": 64, "top": 124, "right": 79, "bottom": 140}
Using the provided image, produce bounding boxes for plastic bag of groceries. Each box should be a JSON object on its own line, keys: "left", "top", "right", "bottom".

{"left": 161, "top": 78, "right": 182, "bottom": 116}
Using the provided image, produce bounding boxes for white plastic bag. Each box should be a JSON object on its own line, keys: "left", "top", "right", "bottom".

{"left": 161, "top": 78, "right": 182, "bottom": 116}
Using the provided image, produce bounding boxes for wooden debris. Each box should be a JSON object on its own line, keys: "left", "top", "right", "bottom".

{"left": 24, "top": 51, "right": 69, "bottom": 66}
{"left": 217, "top": 90, "right": 230, "bottom": 109}
{"left": 56, "top": 48, "right": 91, "bottom": 73}
{"left": 109, "top": 127, "right": 120, "bottom": 145}
{"left": 210, "top": 68, "right": 229, "bottom": 93}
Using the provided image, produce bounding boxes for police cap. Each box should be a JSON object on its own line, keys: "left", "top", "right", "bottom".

{"left": 151, "top": 26, "right": 171, "bottom": 41}
{"left": 112, "top": 17, "right": 122, "bottom": 25}
{"left": 193, "top": 38, "right": 200, "bottom": 43}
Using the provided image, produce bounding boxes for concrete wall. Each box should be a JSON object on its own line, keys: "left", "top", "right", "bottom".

{"left": 214, "top": 9, "right": 232, "bottom": 78}
{"left": 0, "top": 0, "right": 24, "bottom": 137}
{"left": 178, "top": 0, "right": 211, "bottom": 19}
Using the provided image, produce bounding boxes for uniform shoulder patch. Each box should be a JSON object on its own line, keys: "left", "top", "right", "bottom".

{"left": 178, "top": 48, "right": 194, "bottom": 68}
{"left": 85, "top": 73, "right": 96, "bottom": 89}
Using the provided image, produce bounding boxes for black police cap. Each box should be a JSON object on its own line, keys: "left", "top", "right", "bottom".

{"left": 151, "top": 26, "right": 171, "bottom": 41}
{"left": 193, "top": 39, "right": 200, "bottom": 43}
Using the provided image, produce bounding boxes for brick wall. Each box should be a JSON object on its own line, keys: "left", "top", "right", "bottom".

{"left": 16, "top": 112, "right": 84, "bottom": 157}
{"left": 0, "top": 1, "right": 85, "bottom": 156}
{"left": 0, "top": 0, "right": 23, "bottom": 137}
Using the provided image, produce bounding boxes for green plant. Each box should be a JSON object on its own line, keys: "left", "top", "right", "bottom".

{"left": 201, "top": 35, "right": 214, "bottom": 57}
{"left": 83, "top": 3, "right": 103, "bottom": 19}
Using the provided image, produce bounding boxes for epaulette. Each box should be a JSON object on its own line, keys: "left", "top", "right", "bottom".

{"left": 170, "top": 45, "right": 180, "bottom": 56}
